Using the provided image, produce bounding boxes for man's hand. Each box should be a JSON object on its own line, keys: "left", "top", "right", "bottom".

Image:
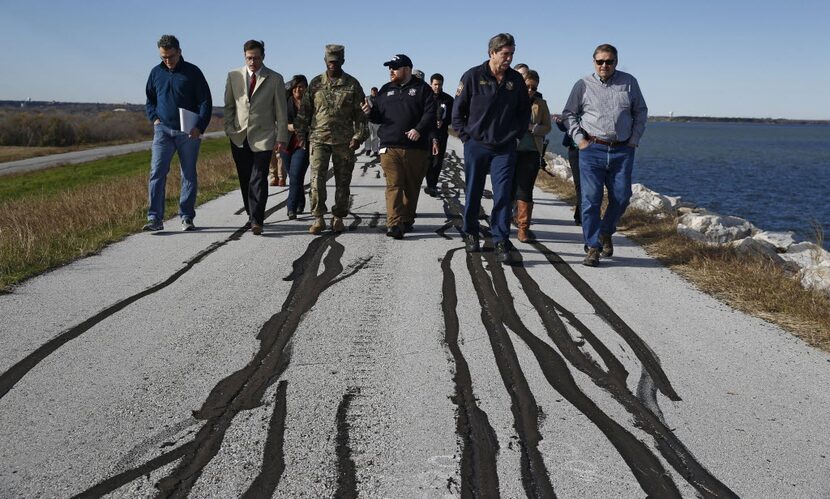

{"left": 153, "top": 119, "right": 161, "bottom": 125}
{"left": 189, "top": 128, "right": 201, "bottom": 139}
{"left": 360, "top": 97, "right": 371, "bottom": 115}
{"left": 348, "top": 138, "right": 360, "bottom": 151}
{"left": 275, "top": 142, "right": 286, "bottom": 153}
{"left": 405, "top": 129, "right": 420, "bottom": 141}
{"left": 578, "top": 139, "right": 590, "bottom": 150}
{"left": 432, "top": 139, "right": 439, "bottom": 156}
{"left": 298, "top": 138, "right": 306, "bottom": 150}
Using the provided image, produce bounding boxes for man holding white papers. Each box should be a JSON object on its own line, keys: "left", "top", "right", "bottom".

{"left": 144, "top": 34, "right": 212, "bottom": 232}
{"left": 224, "top": 39, "right": 289, "bottom": 235}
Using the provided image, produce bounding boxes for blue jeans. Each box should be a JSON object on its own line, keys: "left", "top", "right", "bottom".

{"left": 282, "top": 147, "right": 309, "bottom": 214}
{"left": 579, "top": 142, "right": 635, "bottom": 248}
{"left": 462, "top": 139, "right": 516, "bottom": 243}
{"left": 148, "top": 124, "right": 201, "bottom": 222}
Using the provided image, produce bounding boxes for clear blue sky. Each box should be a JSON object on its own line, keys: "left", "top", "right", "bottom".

{"left": 2, "top": 0, "right": 828, "bottom": 120}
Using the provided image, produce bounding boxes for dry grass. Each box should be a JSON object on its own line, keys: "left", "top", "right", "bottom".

{"left": 0, "top": 150, "right": 237, "bottom": 290}
{"left": 535, "top": 169, "right": 830, "bottom": 352}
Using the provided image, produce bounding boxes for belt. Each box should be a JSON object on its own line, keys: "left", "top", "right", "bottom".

{"left": 588, "top": 135, "right": 629, "bottom": 147}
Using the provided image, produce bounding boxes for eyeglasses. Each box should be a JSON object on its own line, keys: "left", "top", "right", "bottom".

{"left": 594, "top": 59, "right": 616, "bottom": 66}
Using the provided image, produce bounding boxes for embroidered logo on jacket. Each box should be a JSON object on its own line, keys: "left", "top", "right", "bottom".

{"left": 408, "top": 88, "right": 417, "bottom": 96}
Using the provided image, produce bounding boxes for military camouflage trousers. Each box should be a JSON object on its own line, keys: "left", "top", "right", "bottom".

{"left": 309, "top": 142, "right": 356, "bottom": 218}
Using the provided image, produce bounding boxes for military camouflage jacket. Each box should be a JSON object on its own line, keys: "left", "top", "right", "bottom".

{"left": 294, "top": 71, "right": 368, "bottom": 145}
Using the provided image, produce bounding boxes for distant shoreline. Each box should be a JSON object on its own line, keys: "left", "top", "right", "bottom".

{"left": 3, "top": 100, "right": 827, "bottom": 125}
{"left": 649, "top": 116, "right": 829, "bottom": 125}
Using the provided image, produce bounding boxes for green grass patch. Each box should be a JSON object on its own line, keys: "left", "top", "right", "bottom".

{"left": 0, "top": 138, "right": 228, "bottom": 202}
{"left": 0, "top": 137, "right": 239, "bottom": 290}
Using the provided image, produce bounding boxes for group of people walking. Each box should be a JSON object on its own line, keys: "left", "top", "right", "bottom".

{"left": 143, "top": 32, "right": 647, "bottom": 268}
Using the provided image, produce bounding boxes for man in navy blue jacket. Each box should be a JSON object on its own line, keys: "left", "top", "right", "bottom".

{"left": 363, "top": 54, "right": 436, "bottom": 239}
{"left": 452, "top": 33, "right": 530, "bottom": 264}
{"left": 144, "top": 34, "right": 212, "bottom": 232}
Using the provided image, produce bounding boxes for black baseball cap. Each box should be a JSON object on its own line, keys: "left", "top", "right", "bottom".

{"left": 383, "top": 54, "right": 413, "bottom": 70}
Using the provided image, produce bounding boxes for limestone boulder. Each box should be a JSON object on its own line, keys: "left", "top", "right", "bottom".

{"left": 800, "top": 263, "right": 830, "bottom": 296}
{"left": 550, "top": 162, "right": 572, "bottom": 181}
{"left": 629, "top": 183, "right": 674, "bottom": 214}
{"left": 779, "top": 242, "right": 830, "bottom": 269}
{"left": 752, "top": 230, "right": 796, "bottom": 252}
{"left": 677, "top": 211, "right": 755, "bottom": 244}
{"left": 729, "top": 237, "right": 785, "bottom": 265}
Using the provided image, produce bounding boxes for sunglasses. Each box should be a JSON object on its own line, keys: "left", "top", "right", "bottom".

{"left": 594, "top": 59, "right": 616, "bottom": 66}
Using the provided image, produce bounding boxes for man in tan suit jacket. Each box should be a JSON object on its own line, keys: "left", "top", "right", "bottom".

{"left": 224, "top": 39, "right": 289, "bottom": 235}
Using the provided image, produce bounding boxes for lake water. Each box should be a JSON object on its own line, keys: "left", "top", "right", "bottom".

{"left": 550, "top": 121, "right": 830, "bottom": 249}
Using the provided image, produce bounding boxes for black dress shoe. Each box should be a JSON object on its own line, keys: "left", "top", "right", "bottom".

{"left": 463, "top": 234, "right": 480, "bottom": 253}
{"left": 495, "top": 240, "right": 513, "bottom": 264}
{"left": 424, "top": 186, "right": 438, "bottom": 197}
{"left": 386, "top": 225, "right": 404, "bottom": 239}
{"left": 287, "top": 211, "right": 296, "bottom": 220}
{"left": 403, "top": 222, "right": 414, "bottom": 234}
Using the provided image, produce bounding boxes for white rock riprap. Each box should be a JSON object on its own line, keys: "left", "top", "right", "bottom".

{"left": 629, "top": 183, "right": 675, "bottom": 215}
{"left": 752, "top": 230, "right": 796, "bottom": 251}
{"left": 543, "top": 152, "right": 830, "bottom": 297}
{"left": 677, "top": 211, "right": 755, "bottom": 244}
{"left": 729, "top": 237, "right": 785, "bottom": 265}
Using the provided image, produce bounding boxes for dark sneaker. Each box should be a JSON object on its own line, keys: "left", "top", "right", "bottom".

{"left": 287, "top": 211, "right": 296, "bottom": 220}
{"left": 463, "top": 234, "right": 480, "bottom": 253}
{"left": 181, "top": 219, "right": 195, "bottom": 232}
{"left": 599, "top": 234, "right": 614, "bottom": 257}
{"left": 402, "top": 222, "right": 414, "bottom": 234}
{"left": 495, "top": 240, "right": 514, "bottom": 265}
{"left": 583, "top": 247, "right": 600, "bottom": 267}
{"left": 251, "top": 223, "right": 263, "bottom": 235}
{"left": 386, "top": 225, "right": 404, "bottom": 239}
{"left": 143, "top": 219, "right": 163, "bottom": 232}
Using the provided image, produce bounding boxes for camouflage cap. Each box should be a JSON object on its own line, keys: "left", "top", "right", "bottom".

{"left": 325, "top": 44, "right": 345, "bottom": 62}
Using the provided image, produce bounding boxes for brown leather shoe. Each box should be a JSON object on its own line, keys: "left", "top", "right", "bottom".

{"left": 582, "top": 247, "right": 600, "bottom": 267}
{"left": 269, "top": 178, "right": 279, "bottom": 187}
{"left": 251, "top": 223, "right": 263, "bottom": 235}
{"left": 277, "top": 178, "right": 286, "bottom": 187}
{"left": 309, "top": 217, "right": 325, "bottom": 235}
{"left": 599, "top": 233, "right": 613, "bottom": 257}
{"left": 331, "top": 216, "right": 345, "bottom": 233}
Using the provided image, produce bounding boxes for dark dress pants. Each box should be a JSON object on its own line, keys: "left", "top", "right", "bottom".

{"left": 425, "top": 133, "right": 449, "bottom": 189}
{"left": 231, "top": 138, "right": 273, "bottom": 225}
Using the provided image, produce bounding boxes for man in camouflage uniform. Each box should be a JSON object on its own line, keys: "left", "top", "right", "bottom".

{"left": 294, "top": 44, "right": 368, "bottom": 234}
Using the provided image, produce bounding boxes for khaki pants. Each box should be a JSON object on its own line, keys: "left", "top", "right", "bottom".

{"left": 309, "top": 142, "right": 355, "bottom": 218}
{"left": 379, "top": 147, "right": 429, "bottom": 227}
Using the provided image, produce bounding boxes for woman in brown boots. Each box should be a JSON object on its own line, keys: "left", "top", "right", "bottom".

{"left": 513, "top": 70, "right": 552, "bottom": 243}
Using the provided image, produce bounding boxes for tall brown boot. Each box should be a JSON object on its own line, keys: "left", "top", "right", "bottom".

{"left": 517, "top": 200, "right": 535, "bottom": 243}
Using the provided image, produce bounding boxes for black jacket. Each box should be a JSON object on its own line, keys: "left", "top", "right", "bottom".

{"left": 369, "top": 77, "right": 436, "bottom": 150}
{"left": 451, "top": 61, "right": 530, "bottom": 147}
{"left": 434, "top": 91, "right": 454, "bottom": 138}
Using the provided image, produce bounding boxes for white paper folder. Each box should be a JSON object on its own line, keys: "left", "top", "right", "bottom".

{"left": 178, "top": 108, "right": 200, "bottom": 134}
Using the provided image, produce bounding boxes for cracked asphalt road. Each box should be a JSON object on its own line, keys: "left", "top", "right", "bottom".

{"left": 1, "top": 137, "right": 828, "bottom": 498}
